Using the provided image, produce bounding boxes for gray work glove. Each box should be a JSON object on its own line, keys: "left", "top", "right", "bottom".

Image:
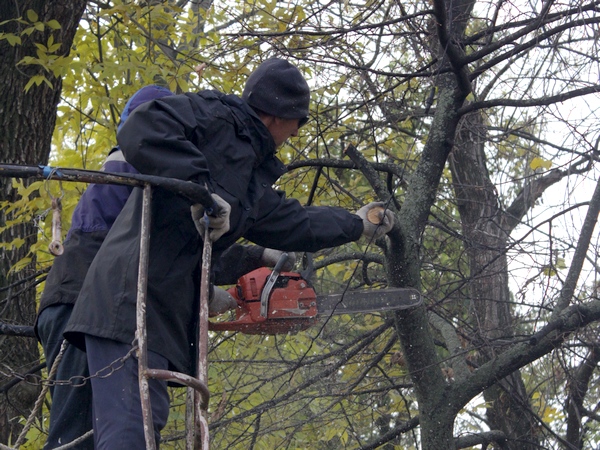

{"left": 191, "top": 194, "right": 231, "bottom": 241}
{"left": 356, "top": 202, "right": 394, "bottom": 240}
{"left": 209, "top": 287, "right": 238, "bottom": 317}
{"left": 261, "top": 249, "right": 296, "bottom": 271}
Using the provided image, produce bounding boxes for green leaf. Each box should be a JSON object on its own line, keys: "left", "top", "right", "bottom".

{"left": 555, "top": 257, "right": 567, "bottom": 270}
{"left": 1, "top": 33, "right": 22, "bottom": 46}
{"left": 541, "top": 266, "right": 557, "bottom": 277}
{"left": 46, "top": 19, "right": 62, "bottom": 30}
{"left": 22, "top": 26, "right": 36, "bottom": 36}
{"left": 26, "top": 9, "right": 39, "bottom": 23}
{"left": 48, "top": 43, "right": 62, "bottom": 53}
{"left": 24, "top": 74, "right": 48, "bottom": 92}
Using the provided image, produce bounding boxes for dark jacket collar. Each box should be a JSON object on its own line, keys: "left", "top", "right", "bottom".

{"left": 198, "top": 90, "right": 287, "bottom": 182}
{"left": 219, "top": 93, "right": 276, "bottom": 165}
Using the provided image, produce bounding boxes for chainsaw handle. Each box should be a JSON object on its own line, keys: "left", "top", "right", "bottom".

{"left": 259, "top": 253, "right": 289, "bottom": 318}
{"left": 272, "top": 253, "right": 290, "bottom": 273}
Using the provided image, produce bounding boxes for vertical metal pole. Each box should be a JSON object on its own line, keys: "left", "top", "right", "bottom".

{"left": 185, "top": 387, "right": 195, "bottom": 450}
{"left": 195, "top": 225, "right": 212, "bottom": 449}
{"left": 136, "top": 184, "right": 156, "bottom": 450}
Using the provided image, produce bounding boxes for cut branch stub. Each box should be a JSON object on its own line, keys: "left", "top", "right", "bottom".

{"left": 367, "top": 206, "right": 385, "bottom": 224}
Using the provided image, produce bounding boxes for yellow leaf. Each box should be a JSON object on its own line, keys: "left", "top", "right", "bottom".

{"left": 542, "top": 266, "right": 557, "bottom": 277}
{"left": 340, "top": 430, "right": 349, "bottom": 445}
{"left": 530, "top": 157, "right": 552, "bottom": 171}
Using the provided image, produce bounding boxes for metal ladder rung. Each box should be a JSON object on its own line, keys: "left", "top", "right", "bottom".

{"left": 145, "top": 369, "right": 210, "bottom": 410}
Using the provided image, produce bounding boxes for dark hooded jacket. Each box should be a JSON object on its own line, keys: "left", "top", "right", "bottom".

{"left": 65, "top": 90, "right": 363, "bottom": 374}
{"left": 35, "top": 86, "right": 173, "bottom": 322}
{"left": 36, "top": 86, "right": 262, "bottom": 336}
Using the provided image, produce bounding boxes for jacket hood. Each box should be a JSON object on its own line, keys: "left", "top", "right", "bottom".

{"left": 118, "top": 85, "right": 173, "bottom": 131}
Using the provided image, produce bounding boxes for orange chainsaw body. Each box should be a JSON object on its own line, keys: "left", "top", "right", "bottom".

{"left": 208, "top": 267, "right": 319, "bottom": 335}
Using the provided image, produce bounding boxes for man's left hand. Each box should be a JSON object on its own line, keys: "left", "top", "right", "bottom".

{"left": 261, "top": 249, "right": 296, "bottom": 271}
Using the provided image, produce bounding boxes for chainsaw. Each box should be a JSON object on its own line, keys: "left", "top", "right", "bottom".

{"left": 208, "top": 254, "right": 422, "bottom": 335}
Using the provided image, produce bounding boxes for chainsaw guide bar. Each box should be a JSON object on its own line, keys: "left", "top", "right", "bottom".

{"left": 209, "top": 267, "right": 422, "bottom": 335}
{"left": 316, "top": 287, "right": 422, "bottom": 316}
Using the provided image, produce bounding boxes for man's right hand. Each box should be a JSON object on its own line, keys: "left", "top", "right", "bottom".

{"left": 356, "top": 202, "right": 394, "bottom": 240}
{"left": 191, "top": 194, "right": 231, "bottom": 241}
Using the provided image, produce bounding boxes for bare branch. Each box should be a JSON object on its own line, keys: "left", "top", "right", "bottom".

{"left": 553, "top": 176, "right": 600, "bottom": 315}
{"left": 460, "top": 85, "right": 600, "bottom": 116}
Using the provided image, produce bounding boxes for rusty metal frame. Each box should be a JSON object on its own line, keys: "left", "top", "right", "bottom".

{"left": 0, "top": 164, "right": 213, "bottom": 449}
{"left": 135, "top": 185, "right": 212, "bottom": 449}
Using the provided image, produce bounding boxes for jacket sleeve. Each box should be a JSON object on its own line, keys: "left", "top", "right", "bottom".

{"left": 244, "top": 189, "right": 364, "bottom": 253}
{"left": 116, "top": 94, "right": 211, "bottom": 185}
{"left": 213, "top": 244, "right": 265, "bottom": 285}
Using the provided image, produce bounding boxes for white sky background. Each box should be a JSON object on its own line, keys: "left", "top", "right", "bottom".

{"left": 507, "top": 92, "right": 600, "bottom": 318}
{"left": 468, "top": 0, "right": 600, "bottom": 308}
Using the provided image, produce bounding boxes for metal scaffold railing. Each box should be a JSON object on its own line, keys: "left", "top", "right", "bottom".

{"left": 0, "top": 164, "right": 214, "bottom": 450}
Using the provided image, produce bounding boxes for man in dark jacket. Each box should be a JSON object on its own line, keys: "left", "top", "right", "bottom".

{"left": 36, "top": 85, "right": 291, "bottom": 449}
{"left": 64, "top": 58, "right": 394, "bottom": 448}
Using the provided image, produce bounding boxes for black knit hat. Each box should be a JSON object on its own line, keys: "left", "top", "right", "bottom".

{"left": 242, "top": 58, "right": 310, "bottom": 126}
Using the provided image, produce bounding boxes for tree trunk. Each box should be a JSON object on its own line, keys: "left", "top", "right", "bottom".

{"left": 564, "top": 346, "right": 600, "bottom": 448}
{"left": 389, "top": 70, "right": 468, "bottom": 449}
{"left": 0, "top": 0, "right": 86, "bottom": 443}
{"left": 450, "top": 111, "right": 539, "bottom": 449}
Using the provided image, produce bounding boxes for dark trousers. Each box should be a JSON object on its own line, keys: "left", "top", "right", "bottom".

{"left": 84, "top": 334, "right": 170, "bottom": 449}
{"left": 37, "top": 304, "right": 94, "bottom": 449}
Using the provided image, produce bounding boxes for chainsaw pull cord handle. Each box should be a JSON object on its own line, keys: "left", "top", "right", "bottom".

{"left": 259, "top": 252, "right": 289, "bottom": 318}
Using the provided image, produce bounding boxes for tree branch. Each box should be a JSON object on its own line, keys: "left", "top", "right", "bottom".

{"left": 565, "top": 345, "right": 600, "bottom": 447}
{"left": 450, "top": 300, "right": 600, "bottom": 411}
{"left": 504, "top": 169, "right": 566, "bottom": 230}
{"left": 468, "top": 4, "right": 600, "bottom": 79}
{"left": 0, "top": 322, "right": 35, "bottom": 338}
{"left": 455, "top": 430, "right": 508, "bottom": 449}
{"left": 431, "top": 0, "right": 472, "bottom": 95}
{"left": 360, "top": 416, "right": 420, "bottom": 450}
{"left": 428, "top": 312, "right": 470, "bottom": 382}
{"left": 553, "top": 175, "right": 600, "bottom": 315}
{"left": 286, "top": 158, "right": 407, "bottom": 181}
{"left": 460, "top": 85, "right": 600, "bottom": 116}
{"left": 343, "top": 144, "right": 395, "bottom": 204}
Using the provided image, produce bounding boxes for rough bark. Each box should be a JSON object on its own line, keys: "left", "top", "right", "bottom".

{"left": 0, "top": 0, "right": 86, "bottom": 443}
{"left": 450, "top": 111, "right": 539, "bottom": 449}
{"left": 383, "top": 0, "right": 474, "bottom": 447}
{"left": 564, "top": 346, "right": 600, "bottom": 449}
{"left": 388, "top": 71, "right": 467, "bottom": 449}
